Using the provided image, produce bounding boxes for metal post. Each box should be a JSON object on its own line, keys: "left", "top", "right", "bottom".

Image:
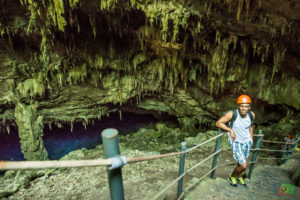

{"left": 280, "top": 137, "right": 289, "bottom": 164}
{"left": 286, "top": 136, "right": 299, "bottom": 160}
{"left": 248, "top": 130, "right": 263, "bottom": 179}
{"left": 210, "top": 129, "right": 222, "bottom": 179}
{"left": 101, "top": 128, "right": 125, "bottom": 200}
{"left": 287, "top": 138, "right": 293, "bottom": 159}
{"left": 290, "top": 136, "right": 299, "bottom": 156}
{"left": 177, "top": 142, "right": 187, "bottom": 199}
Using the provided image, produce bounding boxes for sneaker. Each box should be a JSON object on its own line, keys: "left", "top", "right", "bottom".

{"left": 228, "top": 175, "right": 237, "bottom": 187}
{"left": 237, "top": 177, "right": 247, "bottom": 187}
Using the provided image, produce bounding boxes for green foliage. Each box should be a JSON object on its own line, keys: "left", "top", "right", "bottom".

{"left": 119, "top": 124, "right": 189, "bottom": 152}
{"left": 178, "top": 117, "right": 198, "bottom": 135}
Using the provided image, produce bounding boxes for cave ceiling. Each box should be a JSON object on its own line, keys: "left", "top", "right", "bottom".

{"left": 0, "top": 0, "right": 300, "bottom": 134}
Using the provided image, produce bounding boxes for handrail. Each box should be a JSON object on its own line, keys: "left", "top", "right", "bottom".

{"left": 261, "top": 138, "right": 299, "bottom": 145}
{"left": 152, "top": 149, "right": 222, "bottom": 200}
{"left": 261, "top": 139, "right": 286, "bottom": 144}
{"left": 292, "top": 138, "right": 300, "bottom": 145}
{"left": 257, "top": 157, "right": 287, "bottom": 160}
{"left": 0, "top": 152, "right": 186, "bottom": 170}
{"left": 253, "top": 134, "right": 264, "bottom": 137}
{"left": 259, "top": 148, "right": 294, "bottom": 152}
{"left": 188, "top": 132, "right": 226, "bottom": 152}
{"left": 177, "top": 166, "right": 218, "bottom": 200}
{"left": 0, "top": 131, "right": 225, "bottom": 171}
{"left": 218, "top": 161, "right": 256, "bottom": 167}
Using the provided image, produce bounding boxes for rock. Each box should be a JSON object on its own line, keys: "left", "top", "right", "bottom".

{"left": 291, "top": 166, "right": 300, "bottom": 186}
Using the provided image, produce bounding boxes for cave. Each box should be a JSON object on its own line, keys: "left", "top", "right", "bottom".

{"left": 0, "top": 0, "right": 300, "bottom": 199}
{"left": 0, "top": 109, "right": 178, "bottom": 160}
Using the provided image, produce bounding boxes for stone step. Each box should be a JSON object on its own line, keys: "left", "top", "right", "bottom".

{"left": 185, "top": 165, "right": 300, "bottom": 200}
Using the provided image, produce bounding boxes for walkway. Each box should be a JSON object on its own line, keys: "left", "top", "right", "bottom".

{"left": 185, "top": 164, "right": 300, "bottom": 200}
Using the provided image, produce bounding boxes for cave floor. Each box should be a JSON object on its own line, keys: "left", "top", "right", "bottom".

{"left": 1, "top": 147, "right": 280, "bottom": 200}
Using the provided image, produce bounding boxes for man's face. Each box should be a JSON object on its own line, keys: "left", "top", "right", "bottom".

{"left": 238, "top": 103, "right": 251, "bottom": 116}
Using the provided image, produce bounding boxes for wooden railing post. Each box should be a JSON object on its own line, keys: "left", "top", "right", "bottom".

{"left": 177, "top": 142, "right": 187, "bottom": 199}
{"left": 210, "top": 129, "right": 222, "bottom": 179}
{"left": 248, "top": 130, "right": 263, "bottom": 179}
{"left": 101, "top": 128, "right": 125, "bottom": 200}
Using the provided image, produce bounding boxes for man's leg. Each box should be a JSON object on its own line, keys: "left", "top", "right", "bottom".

{"left": 228, "top": 141, "right": 249, "bottom": 186}
{"left": 228, "top": 162, "right": 247, "bottom": 187}
{"left": 231, "top": 162, "right": 247, "bottom": 178}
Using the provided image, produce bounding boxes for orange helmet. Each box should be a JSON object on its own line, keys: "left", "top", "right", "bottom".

{"left": 237, "top": 95, "right": 252, "bottom": 104}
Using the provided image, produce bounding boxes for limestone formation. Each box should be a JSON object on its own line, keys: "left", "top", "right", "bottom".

{"left": 0, "top": 0, "right": 300, "bottom": 160}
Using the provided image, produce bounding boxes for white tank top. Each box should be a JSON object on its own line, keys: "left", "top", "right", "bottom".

{"left": 229, "top": 110, "right": 252, "bottom": 143}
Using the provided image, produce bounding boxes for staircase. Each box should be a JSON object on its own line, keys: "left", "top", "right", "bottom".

{"left": 184, "top": 165, "right": 300, "bottom": 200}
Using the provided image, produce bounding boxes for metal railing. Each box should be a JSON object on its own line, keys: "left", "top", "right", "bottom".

{"left": 0, "top": 128, "right": 299, "bottom": 200}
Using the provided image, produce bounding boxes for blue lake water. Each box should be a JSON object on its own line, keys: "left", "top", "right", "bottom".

{"left": 0, "top": 125, "right": 24, "bottom": 161}
{"left": 0, "top": 112, "right": 158, "bottom": 161}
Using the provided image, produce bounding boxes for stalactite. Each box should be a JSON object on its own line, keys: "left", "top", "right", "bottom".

{"left": 119, "top": 110, "right": 122, "bottom": 121}
{"left": 89, "top": 14, "right": 97, "bottom": 38}
{"left": 215, "top": 30, "right": 221, "bottom": 45}
{"left": 258, "top": 0, "right": 262, "bottom": 8}
{"left": 245, "top": 0, "right": 250, "bottom": 15}
{"left": 26, "top": 1, "right": 38, "bottom": 34}
{"left": 172, "top": 17, "right": 179, "bottom": 42}
{"left": 272, "top": 45, "right": 286, "bottom": 83}
{"left": 67, "top": 63, "right": 87, "bottom": 85}
{"left": 17, "top": 79, "right": 45, "bottom": 99}
{"left": 48, "top": 123, "right": 52, "bottom": 131}
{"left": 161, "top": 14, "right": 169, "bottom": 42}
{"left": 69, "top": 0, "right": 79, "bottom": 9}
{"left": 83, "top": 121, "right": 87, "bottom": 130}
{"left": 232, "top": 35, "right": 238, "bottom": 50}
{"left": 6, "top": 125, "right": 10, "bottom": 134}
{"left": 269, "top": 26, "right": 277, "bottom": 38}
{"left": 237, "top": 0, "right": 244, "bottom": 21}
{"left": 100, "top": 0, "right": 118, "bottom": 10}
{"left": 49, "top": 0, "right": 66, "bottom": 31}
{"left": 240, "top": 40, "right": 249, "bottom": 55}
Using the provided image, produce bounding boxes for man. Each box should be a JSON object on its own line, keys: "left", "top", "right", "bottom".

{"left": 216, "top": 94, "right": 255, "bottom": 187}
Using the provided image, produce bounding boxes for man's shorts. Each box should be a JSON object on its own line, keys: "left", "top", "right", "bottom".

{"left": 228, "top": 138, "right": 253, "bottom": 165}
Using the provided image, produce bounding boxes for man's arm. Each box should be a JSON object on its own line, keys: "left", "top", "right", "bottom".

{"left": 216, "top": 111, "right": 236, "bottom": 140}
{"left": 249, "top": 125, "right": 253, "bottom": 141}
{"left": 249, "top": 111, "right": 256, "bottom": 141}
